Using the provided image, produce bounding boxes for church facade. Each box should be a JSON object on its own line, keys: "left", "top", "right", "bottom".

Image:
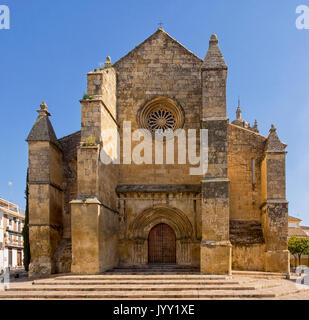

{"left": 26, "top": 28, "right": 290, "bottom": 278}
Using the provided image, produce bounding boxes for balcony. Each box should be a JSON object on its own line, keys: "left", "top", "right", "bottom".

{"left": 4, "top": 237, "right": 24, "bottom": 248}
{"left": 6, "top": 226, "right": 22, "bottom": 234}
{"left": 0, "top": 202, "right": 19, "bottom": 213}
{"left": 6, "top": 239, "right": 23, "bottom": 248}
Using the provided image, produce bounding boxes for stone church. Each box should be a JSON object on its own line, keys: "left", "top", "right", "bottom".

{"left": 26, "top": 28, "right": 290, "bottom": 278}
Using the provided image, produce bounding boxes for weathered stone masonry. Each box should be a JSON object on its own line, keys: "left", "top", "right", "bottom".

{"left": 26, "top": 28, "right": 289, "bottom": 277}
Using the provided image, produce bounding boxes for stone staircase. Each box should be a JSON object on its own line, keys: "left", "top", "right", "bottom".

{"left": 0, "top": 276, "right": 271, "bottom": 299}
{"left": 0, "top": 265, "right": 305, "bottom": 300}
{"left": 2, "top": 273, "right": 305, "bottom": 299}
{"left": 104, "top": 264, "right": 200, "bottom": 275}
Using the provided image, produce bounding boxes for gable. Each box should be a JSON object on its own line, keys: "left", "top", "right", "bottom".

{"left": 114, "top": 29, "right": 203, "bottom": 186}
{"left": 113, "top": 28, "right": 203, "bottom": 68}
{"left": 114, "top": 28, "right": 203, "bottom": 130}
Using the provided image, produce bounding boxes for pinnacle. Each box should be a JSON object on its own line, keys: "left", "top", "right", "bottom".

{"left": 37, "top": 101, "right": 51, "bottom": 116}
{"left": 265, "top": 124, "right": 286, "bottom": 153}
{"left": 26, "top": 101, "right": 60, "bottom": 149}
{"left": 236, "top": 106, "right": 242, "bottom": 120}
{"left": 270, "top": 124, "right": 276, "bottom": 133}
{"left": 210, "top": 34, "right": 218, "bottom": 44}
{"left": 201, "top": 34, "right": 227, "bottom": 70}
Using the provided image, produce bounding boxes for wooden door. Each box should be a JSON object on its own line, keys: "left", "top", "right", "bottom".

{"left": 148, "top": 223, "right": 176, "bottom": 264}
{"left": 17, "top": 251, "right": 22, "bottom": 266}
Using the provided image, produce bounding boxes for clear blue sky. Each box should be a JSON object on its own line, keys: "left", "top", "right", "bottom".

{"left": 1, "top": 0, "right": 309, "bottom": 225}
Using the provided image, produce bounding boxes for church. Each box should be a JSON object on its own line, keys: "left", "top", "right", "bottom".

{"left": 26, "top": 28, "right": 290, "bottom": 278}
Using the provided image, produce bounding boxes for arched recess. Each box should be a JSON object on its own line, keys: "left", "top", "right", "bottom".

{"left": 128, "top": 205, "right": 193, "bottom": 241}
{"left": 128, "top": 206, "right": 194, "bottom": 266}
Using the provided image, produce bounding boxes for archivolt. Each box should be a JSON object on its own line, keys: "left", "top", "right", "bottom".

{"left": 128, "top": 205, "right": 193, "bottom": 240}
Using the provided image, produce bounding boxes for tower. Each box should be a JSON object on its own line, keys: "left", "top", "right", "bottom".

{"left": 200, "top": 34, "right": 232, "bottom": 275}
{"left": 26, "top": 102, "right": 63, "bottom": 278}
{"left": 261, "top": 125, "right": 290, "bottom": 272}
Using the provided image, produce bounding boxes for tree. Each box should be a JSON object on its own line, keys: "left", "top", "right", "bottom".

{"left": 288, "top": 237, "right": 309, "bottom": 266}
{"left": 22, "top": 170, "right": 31, "bottom": 271}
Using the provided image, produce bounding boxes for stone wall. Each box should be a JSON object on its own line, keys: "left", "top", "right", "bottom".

{"left": 71, "top": 199, "right": 101, "bottom": 274}
{"left": 87, "top": 68, "right": 117, "bottom": 119}
{"left": 98, "top": 104, "right": 119, "bottom": 210}
{"left": 230, "top": 220, "right": 265, "bottom": 271}
{"left": 112, "top": 28, "right": 204, "bottom": 268}
{"left": 261, "top": 128, "right": 289, "bottom": 273}
{"left": 228, "top": 124, "right": 289, "bottom": 273}
{"left": 58, "top": 131, "right": 80, "bottom": 239}
{"left": 70, "top": 66, "right": 119, "bottom": 274}
{"left": 29, "top": 225, "right": 61, "bottom": 276}
{"left": 114, "top": 28, "right": 202, "bottom": 185}
{"left": 228, "top": 124, "right": 266, "bottom": 221}
{"left": 51, "top": 131, "right": 80, "bottom": 273}
{"left": 117, "top": 189, "right": 201, "bottom": 267}
{"left": 99, "top": 206, "right": 119, "bottom": 271}
{"left": 232, "top": 244, "right": 266, "bottom": 271}
{"left": 27, "top": 141, "right": 63, "bottom": 278}
{"left": 28, "top": 141, "right": 50, "bottom": 182}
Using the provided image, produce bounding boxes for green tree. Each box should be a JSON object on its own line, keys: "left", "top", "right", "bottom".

{"left": 288, "top": 237, "right": 309, "bottom": 266}
{"left": 22, "top": 170, "right": 31, "bottom": 271}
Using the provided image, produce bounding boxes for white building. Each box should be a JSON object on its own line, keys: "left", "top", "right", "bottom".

{"left": 288, "top": 215, "right": 309, "bottom": 238}
{"left": 0, "top": 198, "right": 24, "bottom": 271}
{"left": 301, "top": 226, "right": 309, "bottom": 236}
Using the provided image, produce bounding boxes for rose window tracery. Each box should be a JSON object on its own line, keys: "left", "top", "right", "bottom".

{"left": 148, "top": 108, "right": 177, "bottom": 131}
{"left": 137, "top": 97, "right": 184, "bottom": 134}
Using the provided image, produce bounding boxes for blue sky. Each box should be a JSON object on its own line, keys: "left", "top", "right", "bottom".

{"left": 0, "top": 0, "right": 309, "bottom": 225}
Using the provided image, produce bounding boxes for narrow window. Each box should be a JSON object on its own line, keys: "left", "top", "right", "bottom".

{"left": 252, "top": 159, "right": 256, "bottom": 185}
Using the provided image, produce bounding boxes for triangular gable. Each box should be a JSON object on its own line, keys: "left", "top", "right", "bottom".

{"left": 113, "top": 28, "right": 203, "bottom": 67}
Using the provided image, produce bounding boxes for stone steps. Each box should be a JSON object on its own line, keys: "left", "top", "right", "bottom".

{"left": 104, "top": 272, "right": 201, "bottom": 275}
{"left": 33, "top": 280, "right": 240, "bottom": 286}
{"left": 0, "top": 273, "right": 301, "bottom": 300}
{"left": 104, "top": 265, "right": 200, "bottom": 275}
{"left": 112, "top": 264, "right": 196, "bottom": 269}
{"left": 232, "top": 271, "right": 288, "bottom": 279}
{"left": 105, "top": 269, "right": 200, "bottom": 275}
{"left": 56, "top": 275, "right": 228, "bottom": 280}
{"left": 0, "top": 290, "right": 276, "bottom": 299}
{"left": 9, "top": 284, "right": 256, "bottom": 292}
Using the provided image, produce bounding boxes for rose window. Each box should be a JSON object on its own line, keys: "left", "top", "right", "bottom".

{"left": 148, "top": 109, "right": 176, "bottom": 132}
{"left": 137, "top": 97, "right": 184, "bottom": 134}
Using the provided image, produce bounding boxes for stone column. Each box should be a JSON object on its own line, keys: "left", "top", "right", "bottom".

{"left": 26, "top": 102, "right": 63, "bottom": 278}
{"left": 261, "top": 125, "right": 290, "bottom": 273}
{"left": 200, "top": 35, "right": 232, "bottom": 275}
{"left": 71, "top": 198, "right": 101, "bottom": 274}
{"left": 70, "top": 143, "right": 101, "bottom": 274}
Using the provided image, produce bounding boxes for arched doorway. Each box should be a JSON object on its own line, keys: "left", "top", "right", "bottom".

{"left": 148, "top": 223, "right": 176, "bottom": 264}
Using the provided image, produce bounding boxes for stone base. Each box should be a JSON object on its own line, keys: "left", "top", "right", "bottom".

{"left": 28, "top": 224, "right": 61, "bottom": 279}
{"left": 28, "top": 262, "right": 52, "bottom": 279}
{"left": 71, "top": 264, "right": 100, "bottom": 275}
{"left": 70, "top": 198, "right": 101, "bottom": 274}
{"left": 265, "top": 250, "right": 290, "bottom": 273}
{"left": 200, "top": 240, "right": 232, "bottom": 275}
{"left": 54, "top": 238, "right": 72, "bottom": 274}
